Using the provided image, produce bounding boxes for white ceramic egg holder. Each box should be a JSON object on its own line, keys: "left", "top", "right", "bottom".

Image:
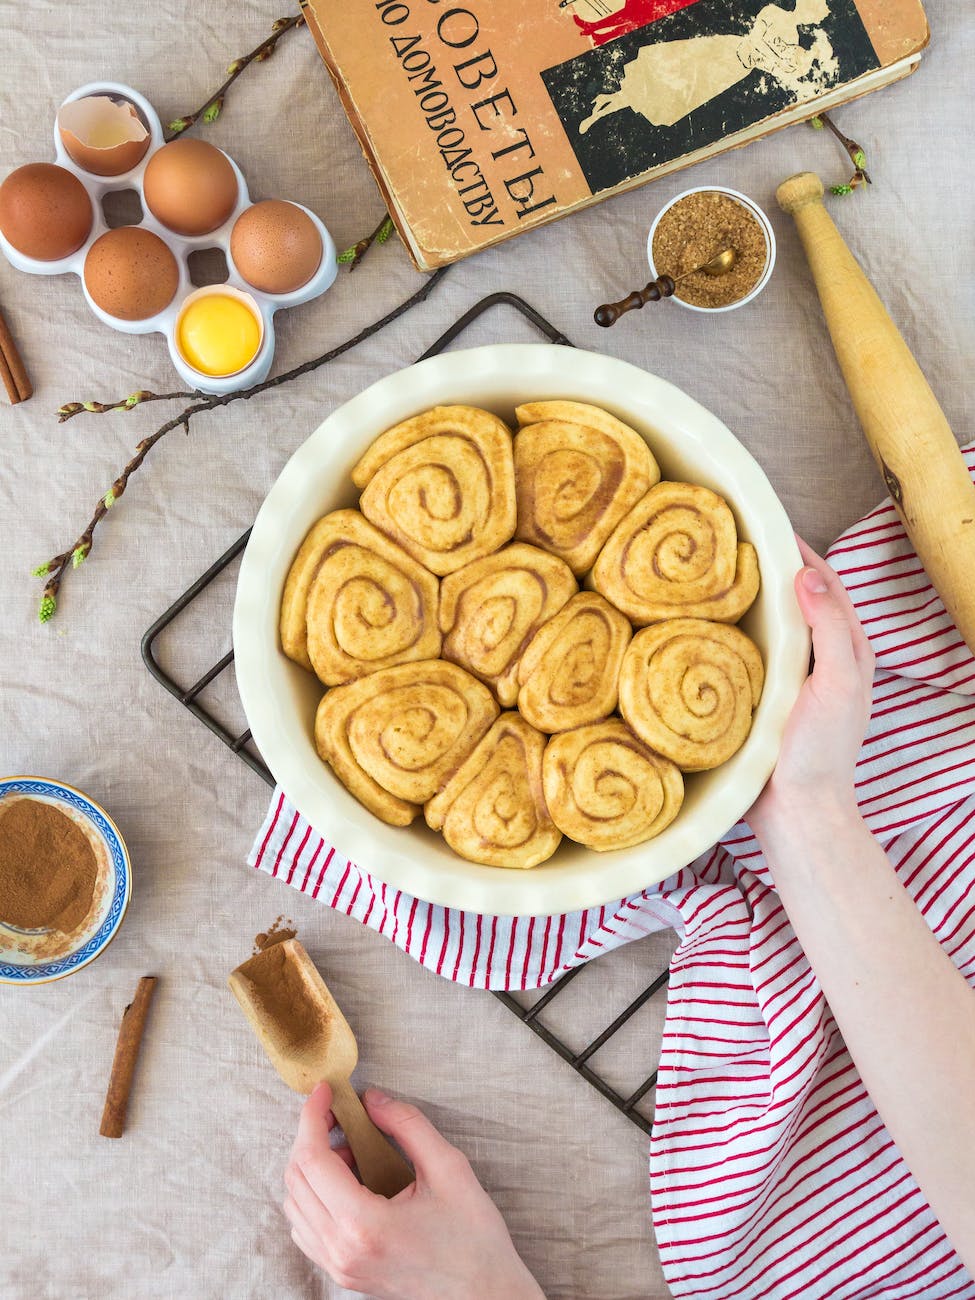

{"left": 0, "top": 81, "right": 338, "bottom": 394}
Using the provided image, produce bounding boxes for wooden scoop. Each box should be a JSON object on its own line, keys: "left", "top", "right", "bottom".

{"left": 228, "top": 939, "right": 414, "bottom": 1197}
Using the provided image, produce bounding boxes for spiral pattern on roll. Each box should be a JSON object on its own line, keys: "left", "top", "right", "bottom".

{"left": 315, "top": 660, "right": 498, "bottom": 826}
{"left": 593, "top": 481, "right": 760, "bottom": 626}
{"left": 351, "top": 405, "right": 517, "bottom": 576}
{"left": 439, "top": 543, "right": 577, "bottom": 706}
{"left": 517, "top": 591, "right": 632, "bottom": 733}
{"left": 542, "top": 719, "right": 684, "bottom": 851}
{"left": 513, "top": 401, "right": 658, "bottom": 576}
{"left": 282, "top": 510, "right": 441, "bottom": 686}
{"left": 618, "top": 618, "right": 764, "bottom": 771}
{"left": 425, "top": 712, "right": 561, "bottom": 868}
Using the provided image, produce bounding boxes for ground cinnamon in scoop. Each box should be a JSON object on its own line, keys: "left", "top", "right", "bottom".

{"left": 0, "top": 797, "right": 98, "bottom": 932}
{"left": 235, "top": 943, "right": 327, "bottom": 1051}
{"left": 652, "top": 191, "right": 768, "bottom": 308}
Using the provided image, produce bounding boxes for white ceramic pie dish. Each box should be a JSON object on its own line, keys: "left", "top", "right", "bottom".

{"left": 233, "top": 344, "right": 809, "bottom": 917}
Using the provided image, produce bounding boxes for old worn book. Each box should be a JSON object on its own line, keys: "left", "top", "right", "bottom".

{"left": 300, "top": 0, "right": 929, "bottom": 270}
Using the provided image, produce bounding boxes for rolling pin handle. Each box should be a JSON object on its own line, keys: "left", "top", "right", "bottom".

{"left": 775, "top": 171, "right": 826, "bottom": 215}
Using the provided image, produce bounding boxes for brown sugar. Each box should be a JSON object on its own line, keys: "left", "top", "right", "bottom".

{"left": 652, "top": 191, "right": 768, "bottom": 309}
{"left": 0, "top": 797, "right": 99, "bottom": 933}
{"left": 236, "top": 943, "right": 327, "bottom": 1051}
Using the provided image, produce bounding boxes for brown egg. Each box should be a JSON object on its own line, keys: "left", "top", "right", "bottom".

{"left": 0, "top": 163, "right": 93, "bottom": 261}
{"left": 143, "top": 138, "right": 238, "bottom": 236}
{"left": 58, "top": 96, "right": 151, "bottom": 177}
{"left": 83, "top": 227, "right": 180, "bottom": 321}
{"left": 230, "top": 200, "right": 323, "bottom": 294}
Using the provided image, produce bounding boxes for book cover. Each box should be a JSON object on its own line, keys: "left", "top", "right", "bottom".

{"left": 301, "top": 0, "right": 929, "bottom": 268}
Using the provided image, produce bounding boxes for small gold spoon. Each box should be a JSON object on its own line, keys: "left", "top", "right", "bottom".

{"left": 594, "top": 248, "right": 738, "bottom": 327}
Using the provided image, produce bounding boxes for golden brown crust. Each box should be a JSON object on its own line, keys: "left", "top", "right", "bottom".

{"left": 439, "top": 543, "right": 577, "bottom": 706}
{"left": 352, "top": 405, "right": 517, "bottom": 576}
{"left": 424, "top": 712, "right": 562, "bottom": 868}
{"left": 542, "top": 719, "right": 684, "bottom": 851}
{"left": 592, "top": 482, "right": 760, "bottom": 626}
{"left": 314, "top": 660, "right": 499, "bottom": 824}
{"left": 280, "top": 514, "right": 341, "bottom": 672}
{"left": 292, "top": 510, "right": 441, "bottom": 686}
{"left": 517, "top": 591, "right": 632, "bottom": 733}
{"left": 618, "top": 618, "right": 764, "bottom": 771}
{"left": 513, "top": 400, "right": 658, "bottom": 576}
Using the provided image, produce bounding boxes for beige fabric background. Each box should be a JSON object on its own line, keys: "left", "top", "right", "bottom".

{"left": 1, "top": 3, "right": 973, "bottom": 1297}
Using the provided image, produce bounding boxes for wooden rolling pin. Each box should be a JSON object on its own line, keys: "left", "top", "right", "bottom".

{"left": 776, "top": 172, "right": 975, "bottom": 653}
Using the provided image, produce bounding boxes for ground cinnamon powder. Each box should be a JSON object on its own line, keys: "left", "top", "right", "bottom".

{"left": 652, "top": 191, "right": 768, "bottom": 308}
{"left": 253, "top": 916, "right": 297, "bottom": 954}
{"left": 237, "top": 943, "right": 327, "bottom": 1051}
{"left": 0, "top": 797, "right": 99, "bottom": 932}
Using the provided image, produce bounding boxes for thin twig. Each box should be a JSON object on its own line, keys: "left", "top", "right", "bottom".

{"left": 338, "top": 215, "right": 397, "bottom": 271}
{"left": 166, "top": 14, "right": 304, "bottom": 137}
{"left": 35, "top": 267, "right": 452, "bottom": 621}
{"left": 57, "top": 391, "right": 197, "bottom": 423}
{"left": 811, "top": 112, "right": 871, "bottom": 195}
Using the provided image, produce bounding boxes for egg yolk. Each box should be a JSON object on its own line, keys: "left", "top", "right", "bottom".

{"left": 177, "top": 295, "right": 262, "bottom": 377}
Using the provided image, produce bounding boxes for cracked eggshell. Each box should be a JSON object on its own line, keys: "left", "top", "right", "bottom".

{"left": 57, "top": 95, "right": 151, "bottom": 177}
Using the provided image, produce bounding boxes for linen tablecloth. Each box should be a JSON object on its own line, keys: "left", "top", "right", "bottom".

{"left": 2, "top": 2, "right": 973, "bottom": 1296}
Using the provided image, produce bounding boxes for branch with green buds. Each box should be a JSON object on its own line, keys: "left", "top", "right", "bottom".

{"left": 165, "top": 13, "right": 304, "bottom": 139}
{"left": 32, "top": 267, "right": 452, "bottom": 622}
{"left": 161, "top": 11, "right": 394, "bottom": 273}
{"left": 809, "top": 111, "right": 871, "bottom": 195}
{"left": 56, "top": 390, "right": 195, "bottom": 423}
{"left": 337, "top": 215, "right": 397, "bottom": 271}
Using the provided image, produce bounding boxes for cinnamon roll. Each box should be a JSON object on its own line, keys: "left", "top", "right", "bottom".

{"left": 517, "top": 591, "right": 632, "bottom": 733}
{"left": 315, "top": 660, "right": 499, "bottom": 826}
{"left": 542, "top": 719, "right": 684, "bottom": 851}
{"left": 592, "top": 482, "right": 760, "bottom": 626}
{"left": 425, "top": 712, "right": 561, "bottom": 868}
{"left": 513, "top": 400, "right": 658, "bottom": 575}
{"left": 351, "top": 405, "right": 517, "bottom": 576}
{"left": 618, "top": 618, "right": 764, "bottom": 771}
{"left": 439, "top": 543, "right": 577, "bottom": 706}
{"left": 282, "top": 509, "right": 441, "bottom": 686}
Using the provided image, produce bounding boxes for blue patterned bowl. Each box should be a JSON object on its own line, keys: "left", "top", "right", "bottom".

{"left": 0, "top": 777, "right": 131, "bottom": 985}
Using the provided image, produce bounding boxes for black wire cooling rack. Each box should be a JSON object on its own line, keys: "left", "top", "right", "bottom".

{"left": 142, "top": 292, "right": 670, "bottom": 1135}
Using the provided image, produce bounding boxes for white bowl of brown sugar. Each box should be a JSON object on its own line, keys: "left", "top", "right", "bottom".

{"left": 647, "top": 186, "right": 776, "bottom": 313}
{"left": 0, "top": 777, "right": 131, "bottom": 984}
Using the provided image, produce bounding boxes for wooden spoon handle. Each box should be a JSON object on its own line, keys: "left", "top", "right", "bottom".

{"left": 329, "top": 1077, "right": 414, "bottom": 1198}
{"left": 777, "top": 171, "right": 975, "bottom": 653}
{"left": 594, "top": 277, "right": 676, "bottom": 327}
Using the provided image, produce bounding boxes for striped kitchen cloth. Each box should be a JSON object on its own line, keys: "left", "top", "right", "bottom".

{"left": 250, "top": 444, "right": 975, "bottom": 1299}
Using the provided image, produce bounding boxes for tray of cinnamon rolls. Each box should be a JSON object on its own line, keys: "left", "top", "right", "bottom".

{"left": 234, "top": 345, "right": 809, "bottom": 916}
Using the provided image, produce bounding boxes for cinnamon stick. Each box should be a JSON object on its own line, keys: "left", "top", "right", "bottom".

{"left": 99, "top": 975, "right": 158, "bottom": 1139}
{"left": 0, "top": 307, "right": 32, "bottom": 404}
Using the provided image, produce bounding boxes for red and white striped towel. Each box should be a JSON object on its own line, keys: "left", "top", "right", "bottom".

{"left": 250, "top": 444, "right": 975, "bottom": 1299}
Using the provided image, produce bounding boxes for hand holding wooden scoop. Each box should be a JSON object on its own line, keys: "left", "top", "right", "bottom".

{"left": 777, "top": 171, "right": 975, "bottom": 653}
{"left": 229, "top": 939, "right": 414, "bottom": 1197}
